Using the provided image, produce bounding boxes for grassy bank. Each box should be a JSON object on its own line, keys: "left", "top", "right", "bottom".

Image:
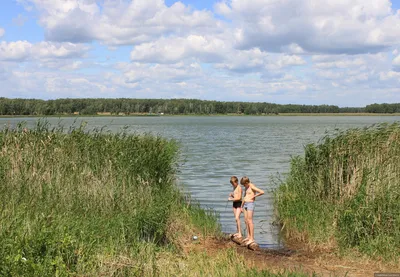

{"left": 0, "top": 121, "right": 315, "bottom": 276}
{"left": 275, "top": 122, "right": 400, "bottom": 263}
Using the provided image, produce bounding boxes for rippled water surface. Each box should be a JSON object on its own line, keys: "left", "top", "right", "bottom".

{"left": 2, "top": 116, "right": 399, "bottom": 246}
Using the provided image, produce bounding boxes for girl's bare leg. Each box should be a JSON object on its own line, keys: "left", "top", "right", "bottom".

{"left": 246, "top": 210, "right": 254, "bottom": 244}
{"left": 243, "top": 208, "right": 249, "bottom": 242}
{"left": 233, "top": 207, "right": 242, "bottom": 237}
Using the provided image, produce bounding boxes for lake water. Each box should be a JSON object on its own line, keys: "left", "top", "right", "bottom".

{"left": 2, "top": 116, "right": 400, "bottom": 247}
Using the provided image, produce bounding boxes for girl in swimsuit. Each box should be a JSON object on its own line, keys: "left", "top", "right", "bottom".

{"left": 240, "top": 176, "right": 264, "bottom": 246}
{"left": 228, "top": 176, "right": 243, "bottom": 239}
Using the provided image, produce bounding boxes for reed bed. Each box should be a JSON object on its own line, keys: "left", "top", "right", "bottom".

{"left": 275, "top": 122, "right": 400, "bottom": 262}
{"left": 0, "top": 121, "right": 312, "bottom": 276}
{"left": 0, "top": 121, "right": 212, "bottom": 276}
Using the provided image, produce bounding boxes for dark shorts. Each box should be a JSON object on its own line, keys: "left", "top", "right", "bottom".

{"left": 233, "top": 201, "right": 242, "bottom": 208}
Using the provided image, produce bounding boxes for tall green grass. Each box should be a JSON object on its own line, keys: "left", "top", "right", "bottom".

{"left": 0, "top": 121, "right": 219, "bottom": 276}
{"left": 275, "top": 123, "right": 400, "bottom": 262}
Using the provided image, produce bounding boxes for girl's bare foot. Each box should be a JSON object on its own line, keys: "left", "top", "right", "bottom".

{"left": 245, "top": 240, "right": 255, "bottom": 246}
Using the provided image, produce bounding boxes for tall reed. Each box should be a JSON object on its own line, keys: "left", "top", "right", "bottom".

{"left": 0, "top": 121, "right": 214, "bottom": 276}
{"left": 275, "top": 123, "right": 400, "bottom": 262}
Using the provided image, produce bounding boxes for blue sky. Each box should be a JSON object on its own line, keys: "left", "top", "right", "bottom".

{"left": 1, "top": 0, "right": 400, "bottom": 106}
{"left": 166, "top": 0, "right": 216, "bottom": 9}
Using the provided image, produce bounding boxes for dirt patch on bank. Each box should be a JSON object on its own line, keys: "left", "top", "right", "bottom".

{"left": 182, "top": 235, "right": 399, "bottom": 277}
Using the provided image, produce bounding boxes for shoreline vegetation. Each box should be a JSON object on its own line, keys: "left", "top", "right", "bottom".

{"left": 2, "top": 112, "right": 400, "bottom": 118}
{"left": 1, "top": 97, "right": 400, "bottom": 116}
{"left": 1, "top": 120, "right": 399, "bottom": 276}
{"left": 0, "top": 121, "right": 315, "bottom": 276}
{"left": 275, "top": 122, "right": 400, "bottom": 265}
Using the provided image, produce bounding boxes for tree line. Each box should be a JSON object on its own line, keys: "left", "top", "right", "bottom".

{"left": 365, "top": 103, "right": 400, "bottom": 113}
{"left": 0, "top": 97, "right": 396, "bottom": 116}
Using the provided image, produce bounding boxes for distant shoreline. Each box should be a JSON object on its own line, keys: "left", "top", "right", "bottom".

{"left": 1, "top": 113, "right": 400, "bottom": 118}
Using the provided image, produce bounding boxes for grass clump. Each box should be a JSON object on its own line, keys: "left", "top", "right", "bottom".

{"left": 275, "top": 122, "right": 400, "bottom": 262}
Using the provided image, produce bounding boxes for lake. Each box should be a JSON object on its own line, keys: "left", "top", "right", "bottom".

{"left": 2, "top": 115, "right": 399, "bottom": 247}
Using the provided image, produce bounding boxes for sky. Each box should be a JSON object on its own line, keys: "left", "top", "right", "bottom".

{"left": 1, "top": 0, "right": 400, "bottom": 106}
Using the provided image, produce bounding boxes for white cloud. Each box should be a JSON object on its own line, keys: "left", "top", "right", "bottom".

{"left": 0, "top": 41, "right": 32, "bottom": 61}
{"left": 59, "top": 61, "right": 83, "bottom": 71}
{"left": 0, "top": 27, "right": 5, "bottom": 38}
{"left": 17, "top": 0, "right": 400, "bottom": 56}
{"left": 34, "top": 42, "right": 89, "bottom": 59}
{"left": 130, "top": 36, "right": 306, "bottom": 73}
{"left": 276, "top": 55, "right": 306, "bottom": 68}
{"left": 44, "top": 76, "right": 111, "bottom": 94}
{"left": 131, "top": 35, "right": 228, "bottom": 63}
{"left": 215, "top": 48, "right": 268, "bottom": 72}
{"left": 380, "top": 70, "right": 400, "bottom": 81}
{"left": 114, "top": 61, "right": 204, "bottom": 85}
{"left": 20, "top": 0, "right": 219, "bottom": 45}
{"left": 314, "top": 57, "right": 366, "bottom": 69}
{"left": 214, "top": 1, "right": 232, "bottom": 17}
{"left": 0, "top": 41, "right": 89, "bottom": 61}
{"left": 38, "top": 60, "right": 85, "bottom": 71}
{"left": 281, "top": 43, "right": 305, "bottom": 54}
{"left": 224, "top": 0, "right": 400, "bottom": 54}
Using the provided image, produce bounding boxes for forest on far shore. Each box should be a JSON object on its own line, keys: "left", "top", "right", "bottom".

{"left": 0, "top": 97, "right": 398, "bottom": 116}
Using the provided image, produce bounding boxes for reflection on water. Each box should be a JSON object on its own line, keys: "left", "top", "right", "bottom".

{"left": 2, "top": 115, "right": 399, "bottom": 246}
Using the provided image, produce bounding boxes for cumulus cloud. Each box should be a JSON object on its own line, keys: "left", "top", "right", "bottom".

{"left": 214, "top": 1, "right": 232, "bottom": 17}
{"left": 130, "top": 35, "right": 306, "bottom": 74}
{"left": 275, "top": 55, "right": 306, "bottom": 68}
{"left": 19, "top": 0, "right": 220, "bottom": 45}
{"left": 18, "top": 0, "right": 400, "bottom": 55}
{"left": 130, "top": 35, "right": 228, "bottom": 63}
{"left": 220, "top": 0, "right": 400, "bottom": 54}
{"left": 0, "top": 41, "right": 32, "bottom": 61}
{"left": 215, "top": 48, "right": 268, "bottom": 73}
{"left": 0, "top": 27, "right": 5, "bottom": 38}
{"left": 0, "top": 41, "right": 89, "bottom": 61}
{"left": 114, "top": 61, "right": 204, "bottom": 85}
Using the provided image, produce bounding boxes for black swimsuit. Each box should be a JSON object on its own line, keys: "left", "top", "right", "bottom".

{"left": 233, "top": 201, "right": 242, "bottom": 208}
{"left": 232, "top": 187, "right": 243, "bottom": 208}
